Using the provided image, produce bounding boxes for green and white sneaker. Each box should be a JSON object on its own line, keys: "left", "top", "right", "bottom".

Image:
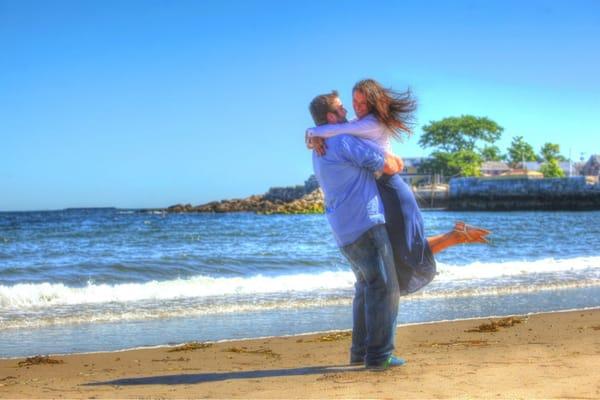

{"left": 366, "top": 355, "right": 406, "bottom": 371}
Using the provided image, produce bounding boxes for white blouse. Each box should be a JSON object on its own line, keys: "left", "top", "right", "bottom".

{"left": 305, "top": 114, "right": 392, "bottom": 153}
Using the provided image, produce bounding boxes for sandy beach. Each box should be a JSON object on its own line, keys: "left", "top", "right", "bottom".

{"left": 1, "top": 308, "right": 599, "bottom": 399}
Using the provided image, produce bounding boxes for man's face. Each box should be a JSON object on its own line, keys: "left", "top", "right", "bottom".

{"left": 352, "top": 90, "right": 369, "bottom": 119}
{"left": 327, "top": 97, "right": 348, "bottom": 123}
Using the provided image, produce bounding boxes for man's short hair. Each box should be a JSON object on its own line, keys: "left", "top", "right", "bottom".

{"left": 309, "top": 90, "right": 339, "bottom": 126}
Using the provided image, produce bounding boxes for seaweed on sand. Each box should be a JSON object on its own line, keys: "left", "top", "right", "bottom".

{"left": 466, "top": 317, "right": 525, "bottom": 333}
{"left": 223, "top": 346, "right": 281, "bottom": 359}
{"left": 18, "top": 356, "right": 64, "bottom": 367}
{"left": 168, "top": 342, "right": 213, "bottom": 352}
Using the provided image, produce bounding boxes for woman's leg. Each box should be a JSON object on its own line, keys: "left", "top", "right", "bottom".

{"left": 427, "top": 221, "right": 491, "bottom": 254}
{"left": 377, "top": 174, "right": 491, "bottom": 257}
{"left": 377, "top": 174, "right": 491, "bottom": 293}
{"left": 377, "top": 174, "right": 435, "bottom": 292}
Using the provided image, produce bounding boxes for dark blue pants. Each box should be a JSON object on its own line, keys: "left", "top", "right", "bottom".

{"left": 376, "top": 174, "right": 436, "bottom": 294}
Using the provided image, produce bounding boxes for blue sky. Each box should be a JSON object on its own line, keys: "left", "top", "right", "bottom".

{"left": 1, "top": 0, "right": 599, "bottom": 211}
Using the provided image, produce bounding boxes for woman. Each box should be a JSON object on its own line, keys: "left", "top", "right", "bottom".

{"left": 306, "top": 79, "right": 490, "bottom": 294}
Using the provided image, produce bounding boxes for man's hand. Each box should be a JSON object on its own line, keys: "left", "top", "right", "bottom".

{"left": 306, "top": 136, "right": 327, "bottom": 156}
{"left": 383, "top": 152, "right": 404, "bottom": 175}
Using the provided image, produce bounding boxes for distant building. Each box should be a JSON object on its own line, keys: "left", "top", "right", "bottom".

{"left": 520, "top": 161, "right": 541, "bottom": 171}
{"left": 500, "top": 169, "right": 544, "bottom": 179}
{"left": 521, "top": 161, "right": 578, "bottom": 177}
{"left": 481, "top": 161, "right": 511, "bottom": 176}
{"left": 581, "top": 155, "right": 600, "bottom": 176}
{"left": 399, "top": 157, "right": 432, "bottom": 186}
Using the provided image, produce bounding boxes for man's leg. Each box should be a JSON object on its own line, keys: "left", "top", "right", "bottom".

{"left": 366, "top": 224, "right": 401, "bottom": 366}
{"left": 341, "top": 225, "right": 400, "bottom": 367}
{"left": 350, "top": 279, "right": 367, "bottom": 364}
{"left": 341, "top": 234, "right": 370, "bottom": 365}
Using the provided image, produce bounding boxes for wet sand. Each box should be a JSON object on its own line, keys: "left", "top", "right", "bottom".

{"left": 1, "top": 309, "right": 599, "bottom": 399}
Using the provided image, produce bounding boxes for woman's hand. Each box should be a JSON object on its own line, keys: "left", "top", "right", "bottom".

{"left": 306, "top": 135, "right": 327, "bottom": 156}
{"left": 383, "top": 152, "right": 404, "bottom": 175}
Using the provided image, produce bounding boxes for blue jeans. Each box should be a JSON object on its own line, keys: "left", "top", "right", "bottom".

{"left": 340, "top": 224, "right": 400, "bottom": 366}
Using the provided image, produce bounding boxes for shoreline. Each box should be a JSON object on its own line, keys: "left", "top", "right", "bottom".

{"left": 2, "top": 308, "right": 598, "bottom": 399}
{"left": 2, "top": 306, "right": 599, "bottom": 361}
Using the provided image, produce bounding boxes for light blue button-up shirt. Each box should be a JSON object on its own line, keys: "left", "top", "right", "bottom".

{"left": 312, "top": 134, "right": 386, "bottom": 247}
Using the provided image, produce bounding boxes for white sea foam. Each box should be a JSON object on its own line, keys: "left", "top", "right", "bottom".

{"left": 0, "top": 297, "right": 353, "bottom": 330}
{"left": 435, "top": 256, "right": 600, "bottom": 282}
{"left": 2, "top": 279, "right": 600, "bottom": 331}
{"left": 0, "top": 270, "right": 356, "bottom": 309}
{"left": 1, "top": 256, "right": 599, "bottom": 311}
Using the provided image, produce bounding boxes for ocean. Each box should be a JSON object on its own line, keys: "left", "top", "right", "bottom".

{"left": 1, "top": 209, "right": 599, "bottom": 358}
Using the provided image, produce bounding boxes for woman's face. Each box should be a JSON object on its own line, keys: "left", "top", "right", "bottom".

{"left": 352, "top": 90, "right": 369, "bottom": 119}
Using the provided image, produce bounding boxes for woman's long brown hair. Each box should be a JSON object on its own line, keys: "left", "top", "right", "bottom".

{"left": 353, "top": 79, "right": 417, "bottom": 141}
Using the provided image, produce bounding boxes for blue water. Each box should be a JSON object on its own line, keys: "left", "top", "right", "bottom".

{"left": 1, "top": 209, "right": 599, "bottom": 357}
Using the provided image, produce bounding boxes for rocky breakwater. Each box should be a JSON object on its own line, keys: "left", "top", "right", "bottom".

{"left": 166, "top": 176, "right": 324, "bottom": 214}
{"left": 449, "top": 176, "right": 600, "bottom": 211}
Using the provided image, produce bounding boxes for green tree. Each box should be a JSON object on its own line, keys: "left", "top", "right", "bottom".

{"left": 418, "top": 115, "right": 502, "bottom": 178}
{"left": 418, "top": 152, "right": 456, "bottom": 177}
{"left": 539, "top": 142, "right": 566, "bottom": 162}
{"left": 539, "top": 158, "right": 565, "bottom": 178}
{"left": 507, "top": 136, "right": 537, "bottom": 167}
{"left": 453, "top": 150, "right": 483, "bottom": 177}
{"left": 418, "top": 150, "right": 483, "bottom": 178}
{"left": 480, "top": 145, "right": 505, "bottom": 162}
{"left": 420, "top": 115, "right": 504, "bottom": 152}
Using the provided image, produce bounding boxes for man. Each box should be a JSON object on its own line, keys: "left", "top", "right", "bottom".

{"left": 308, "top": 91, "right": 405, "bottom": 370}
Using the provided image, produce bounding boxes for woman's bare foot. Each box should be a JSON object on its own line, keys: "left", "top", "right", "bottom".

{"left": 453, "top": 221, "right": 491, "bottom": 244}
